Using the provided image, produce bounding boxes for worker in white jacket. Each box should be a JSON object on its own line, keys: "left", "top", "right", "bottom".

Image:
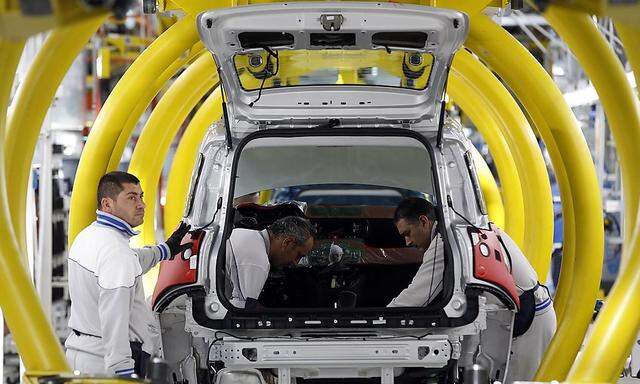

{"left": 388, "top": 197, "right": 556, "bottom": 382}
{"left": 65, "top": 171, "right": 191, "bottom": 377}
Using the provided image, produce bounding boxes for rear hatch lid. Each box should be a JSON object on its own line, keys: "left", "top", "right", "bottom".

{"left": 197, "top": 2, "right": 468, "bottom": 129}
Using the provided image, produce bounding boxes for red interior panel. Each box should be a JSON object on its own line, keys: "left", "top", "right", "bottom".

{"left": 152, "top": 230, "right": 204, "bottom": 307}
{"left": 469, "top": 227, "right": 520, "bottom": 309}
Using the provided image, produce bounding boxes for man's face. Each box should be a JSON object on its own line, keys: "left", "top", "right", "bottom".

{"left": 101, "top": 182, "right": 146, "bottom": 227}
{"left": 273, "top": 236, "right": 314, "bottom": 267}
{"left": 395, "top": 216, "right": 433, "bottom": 251}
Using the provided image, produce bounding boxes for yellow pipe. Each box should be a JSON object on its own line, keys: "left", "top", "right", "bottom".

{"left": 545, "top": 5, "right": 640, "bottom": 265}
{"left": 451, "top": 50, "right": 553, "bottom": 279}
{"left": 128, "top": 54, "right": 218, "bottom": 248}
{"left": 4, "top": 14, "right": 105, "bottom": 265}
{"left": 567, "top": 224, "right": 640, "bottom": 382}
{"left": 615, "top": 23, "right": 640, "bottom": 90}
{"left": 551, "top": 164, "right": 575, "bottom": 324}
{"left": 470, "top": 144, "right": 505, "bottom": 229}
{"left": 68, "top": 16, "right": 200, "bottom": 244}
{"left": 164, "top": 87, "right": 223, "bottom": 232}
{"left": 0, "top": 37, "right": 69, "bottom": 372}
{"left": 106, "top": 44, "right": 206, "bottom": 171}
{"left": 542, "top": 7, "right": 640, "bottom": 381}
{"left": 461, "top": 14, "right": 603, "bottom": 381}
{"left": 448, "top": 78, "right": 523, "bottom": 241}
{"left": 130, "top": 56, "right": 217, "bottom": 295}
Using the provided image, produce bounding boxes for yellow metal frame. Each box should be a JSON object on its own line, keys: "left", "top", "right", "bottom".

{"left": 5, "top": 14, "right": 106, "bottom": 265}
{"left": 0, "top": 2, "right": 108, "bottom": 39}
{"left": 68, "top": 16, "right": 201, "bottom": 244}
{"left": 106, "top": 43, "right": 206, "bottom": 171}
{"left": 128, "top": 54, "right": 218, "bottom": 248}
{"left": 459, "top": 13, "right": 604, "bottom": 380}
{"left": 449, "top": 73, "right": 522, "bottom": 241}
{"left": 4, "top": 0, "right": 634, "bottom": 380}
{"left": 544, "top": 5, "right": 640, "bottom": 381}
{"left": 450, "top": 50, "right": 554, "bottom": 276}
{"left": 1, "top": 38, "right": 69, "bottom": 372}
{"left": 545, "top": 4, "right": 640, "bottom": 260}
{"left": 164, "top": 87, "right": 223, "bottom": 232}
{"left": 123, "top": 55, "right": 218, "bottom": 294}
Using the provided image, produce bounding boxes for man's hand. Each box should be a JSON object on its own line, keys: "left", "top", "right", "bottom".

{"left": 166, "top": 222, "right": 193, "bottom": 259}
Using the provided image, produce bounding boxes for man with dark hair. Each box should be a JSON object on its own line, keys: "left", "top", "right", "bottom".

{"left": 390, "top": 197, "right": 556, "bottom": 382}
{"left": 388, "top": 197, "right": 444, "bottom": 307}
{"left": 65, "top": 171, "right": 192, "bottom": 377}
{"left": 225, "top": 215, "right": 316, "bottom": 309}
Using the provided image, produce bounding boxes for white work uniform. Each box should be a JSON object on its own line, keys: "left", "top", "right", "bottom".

{"left": 386, "top": 223, "right": 555, "bottom": 382}
{"left": 225, "top": 228, "right": 271, "bottom": 308}
{"left": 496, "top": 228, "right": 556, "bottom": 383}
{"left": 475, "top": 228, "right": 556, "bottom": 383}
{"left": 65, "top": 210, "right": 170, "bottom": 376}
{"left": 388, "top": 223, "right": 445, "bottom": 307}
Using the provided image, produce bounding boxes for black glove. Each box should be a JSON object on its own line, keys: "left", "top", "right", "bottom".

{"left": 166, "top": 221, "right": 193, "bottom": 260}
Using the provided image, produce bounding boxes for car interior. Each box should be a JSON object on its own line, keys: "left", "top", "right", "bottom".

{"left": 221, "top": 134, "right": 446, "bottom": 310}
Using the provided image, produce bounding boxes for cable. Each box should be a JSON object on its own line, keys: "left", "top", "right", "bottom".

{"left": 249, "top": 47, "right": 280, "bottom": 107}
{"left": 446, "top": 195, "right": 489, "bottom": 232}
{"left": 194, "top": 196, "right": 223, "bottom": 231}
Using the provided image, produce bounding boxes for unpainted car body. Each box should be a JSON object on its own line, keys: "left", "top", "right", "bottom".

{"left": 152, "top": 3, "right": 520, "bottom": 384}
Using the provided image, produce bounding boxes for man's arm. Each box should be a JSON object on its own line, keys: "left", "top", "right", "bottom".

{"left": 133, "top": 244, "right": 170, "bottom": 274}
{"left": 388, "top": 236, "right": 445, "bottom": 307}
{"left": 134, "top": 222, "right": 192, "bottom": 273}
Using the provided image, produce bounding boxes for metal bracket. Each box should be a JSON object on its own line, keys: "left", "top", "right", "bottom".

{"left": 320, "top": 14, "right": 344, "bottom": 31}
{"left": 278, "top": 368, "right": 291, "bottom": 384}
{"left": 381, "top": 367, "right": 394, "bottom": 384}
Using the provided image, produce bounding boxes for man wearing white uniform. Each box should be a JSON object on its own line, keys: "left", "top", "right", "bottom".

{"left": 388, "top": 198, "right": 556, "bottom": 382}
{"left": 225, "top": 216, "right": 315, "bottom": 309}
{"left": 387, "top": 198, "right": 444, "bottom": 307}
{"left": 65, "top": 172, "right": 192, "bottom": 377}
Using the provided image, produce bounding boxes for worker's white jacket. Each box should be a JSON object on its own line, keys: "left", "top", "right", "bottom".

{"left": 388, "top": 223, "right": 444, "bottom": 307}
{"left": 65, "top": 210, "right": 170, "bottom": 376}
{"left": 225, "top": 228, "right": 271, "bottom": 308}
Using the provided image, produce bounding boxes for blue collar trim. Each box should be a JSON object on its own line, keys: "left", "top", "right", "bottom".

{"left": 96, "top": 210, "right": 139, "bottom": 237}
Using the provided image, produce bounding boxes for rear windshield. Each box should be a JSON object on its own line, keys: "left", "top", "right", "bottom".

{"left": 234, "top": 49, "right": 434, "bottom": 91}
{"left": 221, "top": 134, "right": 439, "bottom": 310}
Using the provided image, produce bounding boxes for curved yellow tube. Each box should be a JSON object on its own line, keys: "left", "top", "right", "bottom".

{"left": 545, "top": 5, "right": 640, "bottom": 264}
{"left": 470, "top": 145, "right": 505, "bottom": 229}
{"left": 615, "top": 23, "right": 640, "bottom": 87}
{"left": 0, "top": 38, "right": 69, "bottom": 372}
{"left": 568, "top": 225, "right": 640, "bottom": 382}
{"left": 106, "top": 44, "right": 206, "bottom": 171}
{"left": 68, "top": 16, "right": 200, "bottom": 244}
{"left": 462, "top": 15, "right": 603, "bottom": 381}
{"left": 448, "top": 78, "right": 523, "bottom": 242}
{"left": 4, "top": 14, "right": 105, "bottom": 264}
{"left": 128, "top": 53, "right": 218, "bottom": 247}
{"left": 450, "top": 50, "right": 553, "bottom": 279}
{"left": 164, "top": 87, "right": 223, "bottom": 232}
{"left": 542, "top": 6, "right": 640, "bottom": 381}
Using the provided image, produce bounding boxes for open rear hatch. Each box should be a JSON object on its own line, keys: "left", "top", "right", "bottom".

{"left": 197, "top": 2, "right": 468, "bottom": 130}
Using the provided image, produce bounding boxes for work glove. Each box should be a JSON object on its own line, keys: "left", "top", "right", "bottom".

{"left": 166, "top": 221, "right": 193, "bottom": 260}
